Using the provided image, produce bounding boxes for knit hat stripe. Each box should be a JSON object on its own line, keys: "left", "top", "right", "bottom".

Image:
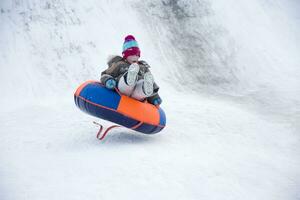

{"left": 123, "top": 40, "right": 139, "bottom": 52}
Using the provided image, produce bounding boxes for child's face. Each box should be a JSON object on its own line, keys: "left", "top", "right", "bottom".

{"left": 127, "top": 55, "right": 140, "bottom": 64}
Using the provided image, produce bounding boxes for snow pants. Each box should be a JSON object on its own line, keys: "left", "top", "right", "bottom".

{"left": 118, "top": 74, "right": 151, "bottom": 101}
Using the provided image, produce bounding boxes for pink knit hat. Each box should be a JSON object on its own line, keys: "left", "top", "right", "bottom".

{"left": 122, "top": 35, "right": 141, "bottom": 59}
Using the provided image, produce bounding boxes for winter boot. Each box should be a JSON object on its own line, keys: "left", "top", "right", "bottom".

{"left": 126, "top": 63, "right": 139, "bottom": 86}
{"left": 143, "top": 72, "right": 154, "bottom": 96}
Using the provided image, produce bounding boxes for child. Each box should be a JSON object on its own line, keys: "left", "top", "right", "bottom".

{"left": 100, "top": 35, "right": 162, "bottom": 106}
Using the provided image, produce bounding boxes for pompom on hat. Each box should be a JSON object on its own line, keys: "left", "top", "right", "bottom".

{"left": 122, "top": 35, "right": 141, "bottom": 59}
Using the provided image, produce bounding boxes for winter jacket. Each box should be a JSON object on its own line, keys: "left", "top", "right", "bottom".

{"left": 100, "top": 56, "right": 161, "bottom": 104}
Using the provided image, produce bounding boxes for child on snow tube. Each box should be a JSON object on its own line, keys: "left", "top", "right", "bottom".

{"left": 100, "top": 35, "right": 162, "bottom": 106}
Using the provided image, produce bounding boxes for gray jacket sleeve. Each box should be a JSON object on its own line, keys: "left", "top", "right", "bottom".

{"left": 147, "top": 93, "right": 162, "bottom": 105}
{"left": 100, "top": 56, "right": 123, "bottom": 84}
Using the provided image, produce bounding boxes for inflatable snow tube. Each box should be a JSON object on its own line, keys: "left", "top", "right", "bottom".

{"left": 74, "top": 81, "right": 166, "bottom": 134}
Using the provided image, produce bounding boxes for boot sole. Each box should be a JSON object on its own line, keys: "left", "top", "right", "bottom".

{"left": 143, "top": 72, "right": 154, "bottom": 96}
{"left": 126, "top": 64, "right": 139, "bottom": 86}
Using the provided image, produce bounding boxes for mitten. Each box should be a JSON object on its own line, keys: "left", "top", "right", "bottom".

{"left": 153, "top": 97, "right": 162, "bottom": 106}
{"left": 105, "top": 78, "right": 116, "bottom": 90}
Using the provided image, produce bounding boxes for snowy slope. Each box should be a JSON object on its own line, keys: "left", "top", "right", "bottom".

{"left": 0, "top": 0, "right": 300, "bottom": 200}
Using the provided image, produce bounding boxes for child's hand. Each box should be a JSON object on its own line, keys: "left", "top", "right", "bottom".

{"left": 105, "top": 79, "right": 116, "bottom": 90}
{"left": 153, "top": 97, "right": 162, "bottom": 106}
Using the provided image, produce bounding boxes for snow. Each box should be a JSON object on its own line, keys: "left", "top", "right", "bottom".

{"left": 0, "top": 1, "right": 300, "bottom": 200}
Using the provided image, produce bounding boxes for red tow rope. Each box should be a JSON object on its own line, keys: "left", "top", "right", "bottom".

{"left": 93, "top": 121, "right": 121, "bottom": 140}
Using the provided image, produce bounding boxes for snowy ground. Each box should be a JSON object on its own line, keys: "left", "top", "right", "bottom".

{"left": 1, "top": 91, "right": 299, "bottom": 200}
{"left": 1, "top": 0, "right": 300, "bottom": 200}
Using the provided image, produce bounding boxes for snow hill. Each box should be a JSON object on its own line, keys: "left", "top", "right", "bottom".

{"left": 0, "top": 0, "right": 299, "bottom": 200}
